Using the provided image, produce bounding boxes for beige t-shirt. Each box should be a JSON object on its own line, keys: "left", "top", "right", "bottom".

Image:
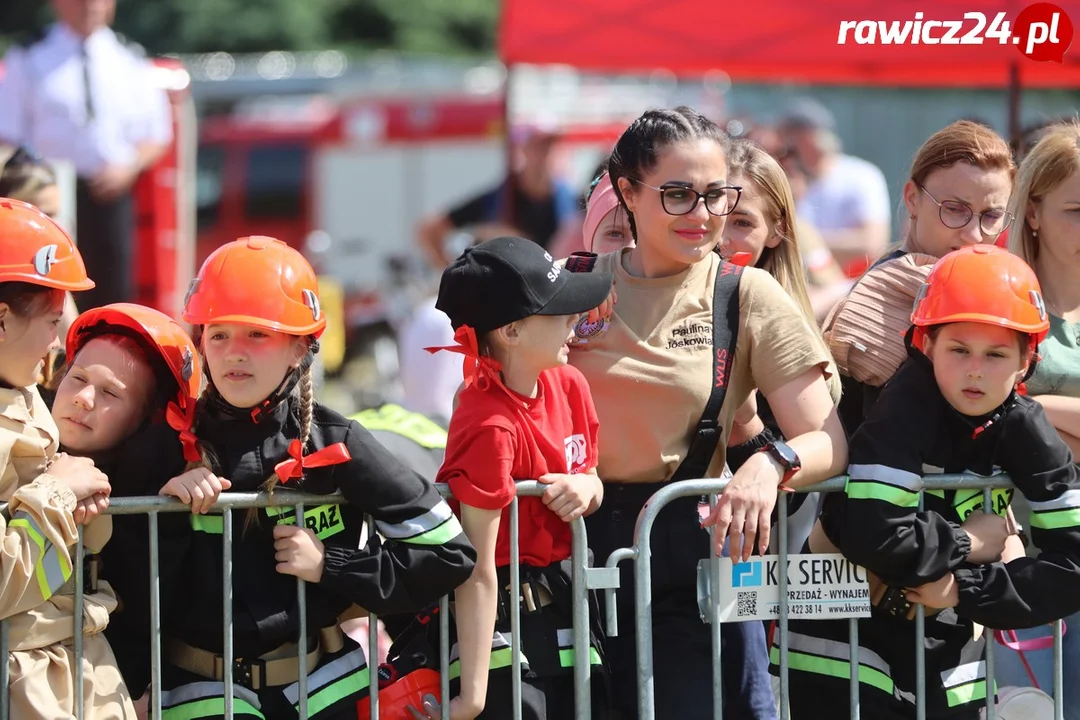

{"left": 569, "top": 249, "right": 835, "bottom": 484}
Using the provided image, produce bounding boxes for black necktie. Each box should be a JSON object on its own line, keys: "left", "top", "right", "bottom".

{"left": 81, "top": 41, "right": 95, "bottom": 124}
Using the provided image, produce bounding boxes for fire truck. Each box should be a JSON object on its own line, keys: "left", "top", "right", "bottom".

{"left": 133, "top": 58, "right": 199, "bottom": 319}
{"left": 193, "top": 91, "right": 625, "bottom": 373}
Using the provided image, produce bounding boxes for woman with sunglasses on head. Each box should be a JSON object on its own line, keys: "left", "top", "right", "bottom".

{"left": 0, "top": 145, "right": 81, "bottom": 378}
{"left": 566, "top": 106, "right": 847, "bottom": 720}
{"left": 0, "top": 145, "right": 61, "bottom": 219}
{"left": 826, "top": 121, "right": 1016, "bottom": 438}
{"left": 581, "top": 172, "right": 634, "bottom": 255}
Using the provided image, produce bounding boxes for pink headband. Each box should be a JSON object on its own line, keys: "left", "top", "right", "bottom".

{"left": 582, "top": 174, "right": 621, "bottom": 253}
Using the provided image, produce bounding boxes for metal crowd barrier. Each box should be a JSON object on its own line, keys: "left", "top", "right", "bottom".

{"left": 606, "top": 474, "right": 1068, "bottom": 720}
{"left": 0, "top": 481, "right": 614, "bottom": 720}
{"left": 0, "top": 474, "right": 1071, "bottom": 720}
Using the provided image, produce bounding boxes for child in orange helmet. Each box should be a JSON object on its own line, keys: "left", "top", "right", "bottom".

{"left": 44, "top": 303, "right": 205, "bottom": 706}
{"left": 156, "top": 236, "right": 476, "bottom": 720}
{"left": 784, "top": 245, "right": 1080, "bottom": 719}
{"left": 0, "top": 198, "right": 131, "bottom": 717}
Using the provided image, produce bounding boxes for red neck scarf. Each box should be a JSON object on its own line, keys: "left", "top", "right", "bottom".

{"left": 165, "top": 399, "right": 201, "bottom": 463}
{"left": 425, "top": 325, "right": 503, "bottom": 391}
{"left": 274, "top": 439, "right": 352, "bottom": 483}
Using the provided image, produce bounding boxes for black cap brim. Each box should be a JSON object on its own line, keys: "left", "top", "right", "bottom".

{"left": 535, "top": 270, "right": 614, "bottom": 317}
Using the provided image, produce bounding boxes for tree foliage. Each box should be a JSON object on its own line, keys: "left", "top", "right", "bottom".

{"left": 0, "top": 0, "right": 499, "bottom": 57}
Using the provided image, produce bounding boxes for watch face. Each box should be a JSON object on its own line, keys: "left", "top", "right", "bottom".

{"left": 771, "top": 441, "right": 799, "bottom": 467}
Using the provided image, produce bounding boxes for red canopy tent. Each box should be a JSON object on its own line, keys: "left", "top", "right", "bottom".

{"left": 499, "top": 0, "right": 1080, "bottom": 88}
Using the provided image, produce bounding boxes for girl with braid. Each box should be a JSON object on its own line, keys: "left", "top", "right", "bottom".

{"left": 156, "top": 236, "right": 476, "bottom": 720}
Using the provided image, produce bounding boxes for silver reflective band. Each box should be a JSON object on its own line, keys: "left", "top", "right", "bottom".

{"left": 848, "top": 463, "right": 922, "bottom": 491}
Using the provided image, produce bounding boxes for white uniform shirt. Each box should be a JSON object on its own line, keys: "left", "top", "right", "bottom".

{"left": 0, "top": 23, "right": 172, "bottom": 178}
{"left": 800, "top": 153, "right": 892, "bottom": 239}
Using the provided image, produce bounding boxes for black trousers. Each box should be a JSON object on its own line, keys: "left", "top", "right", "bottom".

{"left": 586, "top": 483, "right": 778, "bottom": 720}
{"left": 76, "top": 179, "right": 134, "bottom": 309}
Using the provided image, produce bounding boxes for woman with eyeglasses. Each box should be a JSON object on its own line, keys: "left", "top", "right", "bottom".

{"left": 827, "top": 121, "right": 1016, "bottom": 438}
{"left": 793, "top": 120, "right": 1020, "bottom": 717}
{"left": 565, "top": 106, "right": 848, "bottom": 720}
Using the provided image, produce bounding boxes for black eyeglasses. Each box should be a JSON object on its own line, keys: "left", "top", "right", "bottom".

{"left": 919, "top": 185, "right": 1013, "bottom": 236}
{"left": 1, "top": 146, "right": 44, "bottom": 177}
{"left": 632, "top": 180, "right": 742, "bottom": 217}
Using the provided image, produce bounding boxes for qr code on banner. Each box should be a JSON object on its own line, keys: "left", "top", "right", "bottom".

{"left": 737, "top": 591, "right": 758, "bottom": 617}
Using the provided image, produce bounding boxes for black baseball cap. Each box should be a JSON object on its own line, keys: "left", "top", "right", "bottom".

{"left": 435, "top": 236, "right": 614, "bottom": 334}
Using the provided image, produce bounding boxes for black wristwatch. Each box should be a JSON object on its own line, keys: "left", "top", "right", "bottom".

{"left": 760, "top": 440, "right": 802, "bottom": 485}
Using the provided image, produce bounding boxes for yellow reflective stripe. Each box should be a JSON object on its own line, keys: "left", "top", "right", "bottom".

{"left": 160, "top": 697, "right": 265, "bottom": 719}
{"left": 40, "top": 544, "right": 70, "bottom": 596}
{"left": 945, "top": 680, "right": 991, "bottom": 707}
{"left": 769, "top": 645, "right": 894, "bottom": 695}
{"left": 555, "top": 628, "right": 602, "bottom": 667}
{"left": 448, "top": 646, "right": 522, "bottom": 680}
{"left": 352, "top": 404, "right": 448, "bottom": 449}
{"left": 190, "top": 514, "right": 223, "bottom": 535}
{"left": 284, "top": 647, "right": 368, "bottom": 705}
{"left": 7, "top": 517, "right": 44, "bottom": 551}
{"left": 399, "top": 515, "right": 463, "bottom": 546}
{"left": 1031, "top": 508, "right": 1080, "bottom": 530}
{"left": 1030, "top": 490, "right": 1080, "bottom": 529}
{"left": 846, "top": 463, "right": 923, "bottom": 507}
{"left": 940, "top": 660, "right": 992, "bottom": 707}
{"left": 558, "top": 648, "right": 602, "bottom": 667}
{"left": 300, "top": 665, "right": 370, "bottom": 716}
{"left": 846, "top": 481, "right": 920, "bottom": 508}
{"left": 9, "top": 514, "right": 71, "bottom": 599}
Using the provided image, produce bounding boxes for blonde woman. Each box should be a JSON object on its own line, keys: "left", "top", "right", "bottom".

{"left": 998, "top": 121, "right": 1080, "bottom": 716}
{"left": 720, "top": 138, "right": 842, "bottom": 555}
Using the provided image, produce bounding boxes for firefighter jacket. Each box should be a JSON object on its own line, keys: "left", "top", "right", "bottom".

{"left": 0, "top": 385, "right": 117, "bottom": 651}
{"left": 169, "top": 397, "right": 477, "bottom": 658}
{"left": 821, "top": 344, "right": 1080, "bottom": 630}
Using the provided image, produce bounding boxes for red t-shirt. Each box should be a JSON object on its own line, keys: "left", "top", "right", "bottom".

{"left": 438, "top": 364, "right": 600, "bottom": 568}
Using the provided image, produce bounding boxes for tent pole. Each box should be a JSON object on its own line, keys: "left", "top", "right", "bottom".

{"left": 503, "top": 62, "right": 517, "bottom": 231}
{"left": 1008, "top": 61, "right": 1022, "bottom": 151}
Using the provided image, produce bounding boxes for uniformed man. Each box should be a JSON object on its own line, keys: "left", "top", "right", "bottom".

{"left": 0, "top": 0, "right": 173, "bottom": 310}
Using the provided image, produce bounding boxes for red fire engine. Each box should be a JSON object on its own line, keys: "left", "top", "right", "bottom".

{"left": 194, "top": 92, "right": 625, "bottom": 371}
